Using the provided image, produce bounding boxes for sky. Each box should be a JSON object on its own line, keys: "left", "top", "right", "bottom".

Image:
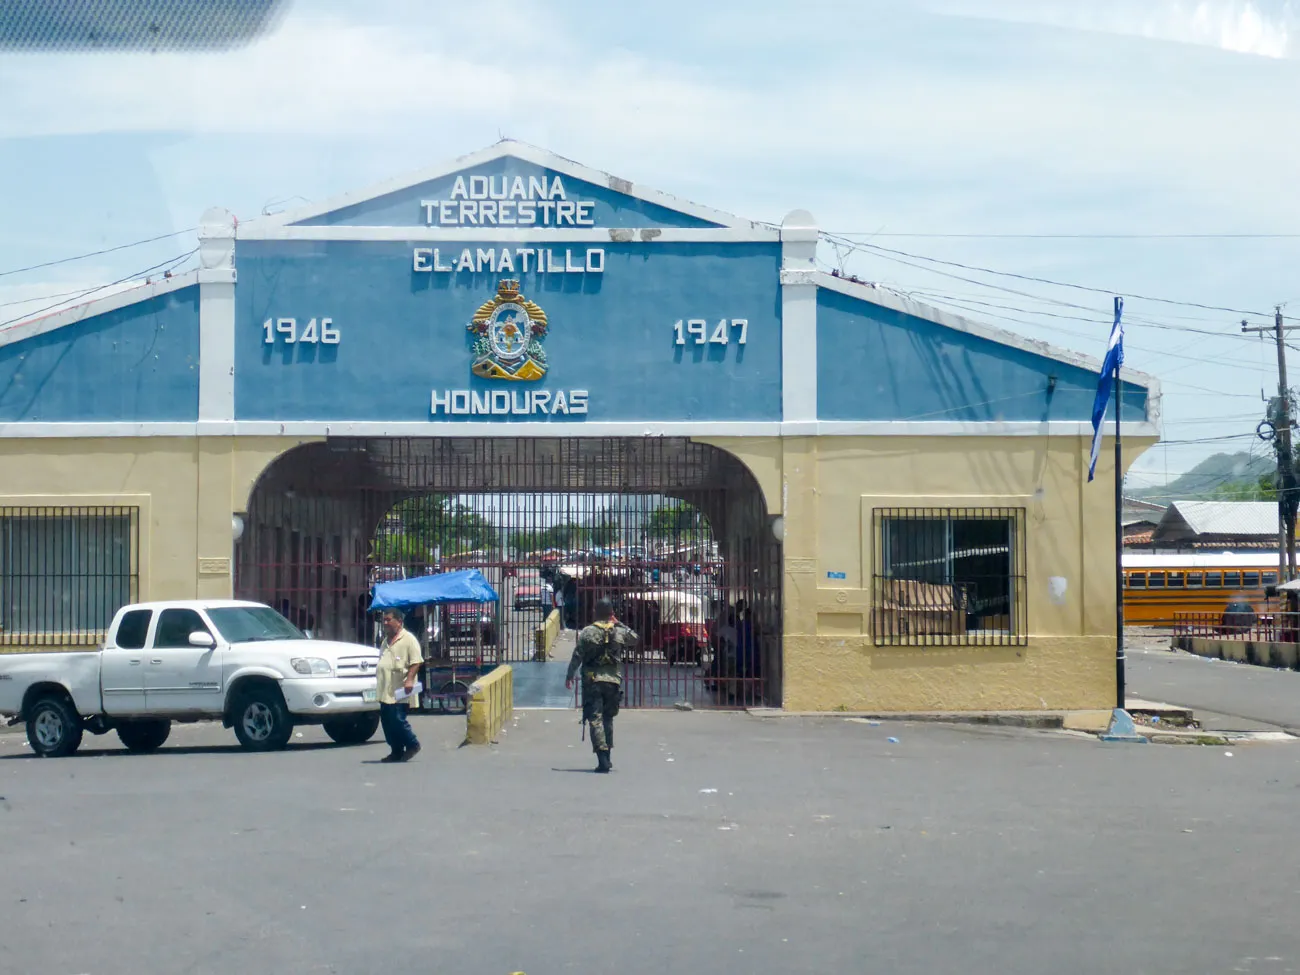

{"left": 3, "top": 0, "right": 1300, "bottom": 494}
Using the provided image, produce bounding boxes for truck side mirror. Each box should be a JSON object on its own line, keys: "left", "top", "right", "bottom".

{"left": 188, "top": 631, "right": 215, "bottom": 648}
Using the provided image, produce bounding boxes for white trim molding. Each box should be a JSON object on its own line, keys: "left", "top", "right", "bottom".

{"left": 238, "top": 139, "right": 771, "bottom": 235}
{"left": 0, "top": 271, "right": 199, "bottom": 351}
{"left": 198, "top": 208, "right": 237, "bottom": 424}
{"left": 0, "top": 419, "right": 1160, "bottom": 439}
{"left": 813, "top": 270, "right": 1162, "bottom": 427}
{"left": 781, "top": 210, "right": 819, "bottom": 424}
{"left": 237, "top": 225, "right": 779, "bottom": 243}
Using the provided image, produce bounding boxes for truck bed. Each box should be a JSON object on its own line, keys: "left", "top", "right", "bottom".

{"left": 0, "top": 651, "right": 103, "bottom": 718}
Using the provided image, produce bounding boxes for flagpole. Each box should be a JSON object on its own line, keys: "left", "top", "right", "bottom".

{"left": 1113, "top": 296, "right": 1126, "bottom": 711}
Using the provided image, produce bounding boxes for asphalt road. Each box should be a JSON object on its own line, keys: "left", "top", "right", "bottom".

{"left": 4, "top": 712, "right": 1300, "bottom": 974}
{"left": 1128, "top": 642, "right": 1300, "bottom": 731}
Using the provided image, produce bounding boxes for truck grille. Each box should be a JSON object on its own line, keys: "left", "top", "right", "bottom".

{"left": 334, "top": 655, "right": 380, "bottom": 678}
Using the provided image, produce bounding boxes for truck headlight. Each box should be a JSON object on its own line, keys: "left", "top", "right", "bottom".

{"left": 291, "top": 657, "right": 332, "bottom": 676}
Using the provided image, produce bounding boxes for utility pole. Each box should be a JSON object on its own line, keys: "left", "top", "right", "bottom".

{"left": 1243, "top": 307, "right": 1299, "bottom": 581}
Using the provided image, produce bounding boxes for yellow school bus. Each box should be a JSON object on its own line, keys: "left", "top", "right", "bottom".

{"left": 1122, "top": 552, "right": 1281, "bottom": 626}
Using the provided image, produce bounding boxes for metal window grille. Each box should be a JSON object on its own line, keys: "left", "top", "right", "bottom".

{"left": 0, "top": 506, "right": 140, "bottom": 647}
{"left": 872, "top": 506, "right": 1027, "bottom": 647}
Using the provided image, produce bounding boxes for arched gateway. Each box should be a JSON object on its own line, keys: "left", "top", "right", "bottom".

{"left": 0, "top": 141, "right": 1160, "bottom": 713}
{"left": 237, "top": 436, "right": 781, "bottom": 708}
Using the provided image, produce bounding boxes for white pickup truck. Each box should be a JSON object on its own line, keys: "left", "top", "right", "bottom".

{"left": 0, "top": 600, "right": 382, "bottom": 757}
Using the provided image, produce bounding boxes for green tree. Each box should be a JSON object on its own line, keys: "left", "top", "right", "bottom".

{"left": 370, "top": 532, "right": 431, "bottom": 565}
{"left": 1210, "top": 471, "right": 1278, "bottom": 501}
{"left": 591, "top": 519, "right": 618, "bottom": 548}
{"left": 645, "top": 501, "right": 706, "bottom": 540}
{"left": 386, "top": 495, "right": 497, "bottom": 557}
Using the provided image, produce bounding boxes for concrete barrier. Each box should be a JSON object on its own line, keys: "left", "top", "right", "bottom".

{"left": 1173, "top": 635, "right": 1299, "bottom": 669}
{"left": 465, "top": 665, "right": 513, "bottom": 745}
{"left": 533, "top": 609, "right": 561, "bottom": 661}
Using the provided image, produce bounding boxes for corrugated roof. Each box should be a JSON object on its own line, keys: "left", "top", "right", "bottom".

{"left": 1122, "top": 497, "right": 1168, "bottom": 513}
{"left": 1162, "top": 500, "right": 1279, "bottom": 537}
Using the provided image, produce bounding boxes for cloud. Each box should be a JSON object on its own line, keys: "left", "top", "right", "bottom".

{"left": 932, "top": 0, "right": 1294, "bottom": 58}
{"left": 3, "top": 4, "right": 1297, "bottom": 225}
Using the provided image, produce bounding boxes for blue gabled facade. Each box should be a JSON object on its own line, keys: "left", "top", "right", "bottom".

{"left": 0, "top": 283, "right": 199, "bottom": 423}
{"left": 815, "top": 284, "right": 1148, "bottom": 424}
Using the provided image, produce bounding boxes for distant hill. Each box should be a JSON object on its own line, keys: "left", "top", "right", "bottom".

{"left": 1130, "top": 452, "right": 1273, "bottom": 501}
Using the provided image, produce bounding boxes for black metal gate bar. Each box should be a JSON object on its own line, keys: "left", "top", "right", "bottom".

{"left": 871, "top": 505, "right": 1028, "bottom": 647}
{"left": 235, "top": 437, "right": 780, "bottom": 708}
{"left": 0, "top": 505, "right": 140, "bottom": 647}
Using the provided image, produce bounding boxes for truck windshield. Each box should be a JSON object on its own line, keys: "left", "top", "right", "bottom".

{"left": 207, "top": 606, "right": 307, "bottom": 643}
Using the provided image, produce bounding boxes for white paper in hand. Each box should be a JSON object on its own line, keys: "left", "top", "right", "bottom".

{"left": 394, "top": 680, "right": 423, "bottom": 703}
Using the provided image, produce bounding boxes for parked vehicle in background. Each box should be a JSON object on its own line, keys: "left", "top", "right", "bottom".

{"left": 441, "top": 602, "right": 498, "bottom": 649}
{"left": 0, "top": 600, "right": 381, "bottom": 757}
{"left": 513, "top": 585, "right": 544, "bottom": 612}
{"left": 619, "top": 588, "right": 709, "bottom": 665}
{"left": 1122, "top": 552, "right": 1279, "bottom": 626}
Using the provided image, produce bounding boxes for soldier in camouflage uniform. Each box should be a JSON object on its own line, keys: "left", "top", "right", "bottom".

{"left": 565, "top": 598, "right": 637, "bottom": 773}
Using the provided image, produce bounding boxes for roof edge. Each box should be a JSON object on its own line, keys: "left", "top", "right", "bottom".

{"left": 813, "top": 270, "right": 1163, "bottom": 426}
{"left": 238, "top": 139, "right": 765, "bottom": 234}
{"left": 0, "top": 270, "right": 199, "bottom": 351}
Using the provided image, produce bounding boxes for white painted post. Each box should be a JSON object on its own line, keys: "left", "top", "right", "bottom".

{"left": 197, "top": 207, "right": 237, "bottom": 431}
{"left": 780, "top": 209, "right": 818, "bottom": 429}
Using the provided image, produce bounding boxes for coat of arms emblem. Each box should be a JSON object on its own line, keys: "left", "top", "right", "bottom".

{"left": 466, "top": 279, "right": 549, "bottom": 381}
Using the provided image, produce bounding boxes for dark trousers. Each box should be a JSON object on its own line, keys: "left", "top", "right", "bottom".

{"left": 582, "top": 680, "right": 620, "bottom": 752}
{"left": 380, "top": 702, "right": 419, "bottom": 754}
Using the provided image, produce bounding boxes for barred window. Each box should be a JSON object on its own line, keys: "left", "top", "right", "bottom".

{"left": 0, "top": 507, "right": 139, "bottom": 647}
{"left": 872, "top": 507, "right": 1027, "bottom": 646}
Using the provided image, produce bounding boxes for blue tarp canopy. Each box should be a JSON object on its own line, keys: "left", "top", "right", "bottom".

{"left": 370, "top": 569, "right": 499, "bottom": 609}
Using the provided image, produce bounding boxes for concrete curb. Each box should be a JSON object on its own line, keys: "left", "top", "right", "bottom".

{"left": 1141, "top": 729, "right": 1296, "bottom": 746}
{"left": 746, "top": 708, "right": 1065, "bottom": 730}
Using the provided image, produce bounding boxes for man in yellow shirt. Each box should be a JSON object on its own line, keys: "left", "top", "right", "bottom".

{"left": 377, "top": 608, "right": 423, "bottom": 763}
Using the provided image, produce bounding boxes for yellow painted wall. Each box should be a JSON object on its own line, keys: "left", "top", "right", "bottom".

{"left": 704, "top": 433, "right": 1154, "bottom": 712}
{"left": 0, "top": 436, "right": 317, "bottom": 609}
{"left": 2, "top": 431, "right": 1151, "bottom": 712}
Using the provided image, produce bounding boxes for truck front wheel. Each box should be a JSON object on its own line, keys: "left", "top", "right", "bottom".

{"left": 116, "top": 719, "right": 172, "bottom": 753}
{"left": 231, "top": 686, "right": 294, "bottom": 752}
{"left": 26, "top": 695, "right": 84, "bottom": 758}
{"left": 322, "top": 712, "right": 381, "bottom": 745}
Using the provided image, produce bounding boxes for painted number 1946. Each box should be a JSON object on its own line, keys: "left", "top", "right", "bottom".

{"left": 261, "top": 317, "right": 340, "bottom": 345}
{"left": 673, "top": 319, "right": 748, "bottom": 346}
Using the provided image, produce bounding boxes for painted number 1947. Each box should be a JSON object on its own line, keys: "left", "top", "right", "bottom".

{"left": 262, "top": 317, "right": 340, "bottom": 345}
{"left": 673, "top": 319, "right": 748, "bottom": 346}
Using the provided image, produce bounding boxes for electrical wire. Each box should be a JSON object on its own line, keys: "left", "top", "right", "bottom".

{"left": 825, "top": 233, "right": 1281, "bottom": 320}
{"left": 0, "top": 285, "right": 109, "bottom": 311}
{"left": 0, "top": 228, "right": 197, "bottom": 279}
{"left": 1156, "top": 433, "right": 1258, "bottom": 445}
{"left": 0, "top": 249, "right": 198, "bottom": 330}
{"left": 902, "top": 288, "right": 1257, "bottom": 341}
{"left": 912, "top": 292, "right": 1268, "bottom": 375}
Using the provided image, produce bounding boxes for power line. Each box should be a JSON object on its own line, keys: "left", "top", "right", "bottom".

{"left": 826, "top": 234, "right": 1281, "bottom": 320}
{"left": 0, "top": 250, "right": 198, "bottom": 331}
{"left": 913, "top": 293, "right": 1268, "bottom": 374}
{"left": 906, "top": 288, "right": 1256, "bottom": 343}
{"left": 0, "top": 285, "right": 105, "bottom": 311}
{"left": 1157, "top": 433, "right": 1259, "bottom": 445}
{"left": 0, "top": 228, "right": 197, "bottom": 279}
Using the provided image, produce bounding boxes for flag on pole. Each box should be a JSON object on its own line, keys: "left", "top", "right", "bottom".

{"left": 1088, "top": 297, "right": 1125, "bottom": 482}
